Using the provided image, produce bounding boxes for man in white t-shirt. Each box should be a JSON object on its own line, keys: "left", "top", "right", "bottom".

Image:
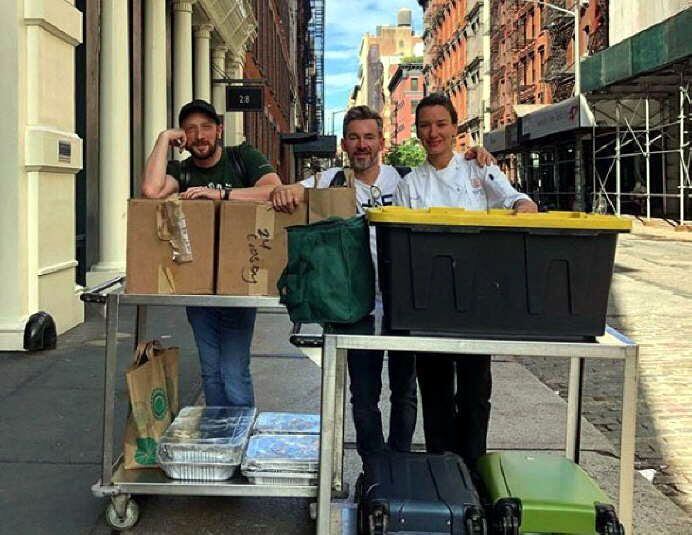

{"left": 271, "top": 105, "right": 494, "bottom": 459}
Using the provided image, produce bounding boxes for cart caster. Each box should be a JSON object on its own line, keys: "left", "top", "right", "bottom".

{"left": 106, "top": 496, "right": 140, "bottom": 531}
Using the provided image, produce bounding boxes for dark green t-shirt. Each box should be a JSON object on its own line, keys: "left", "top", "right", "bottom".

{"left": 166, "top": 142, "right": 275, "bottom": 192}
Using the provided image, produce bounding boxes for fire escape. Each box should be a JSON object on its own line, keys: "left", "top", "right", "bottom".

{"left": 308, "top": 0, "right": 324, "bottom": 133}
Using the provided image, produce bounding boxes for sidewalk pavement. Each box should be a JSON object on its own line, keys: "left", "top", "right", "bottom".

{"left": 625, "top": 215, "right": 692, "bottom": 242}
{"left": 1, "top": 304, "right": 691, "bottom": 534}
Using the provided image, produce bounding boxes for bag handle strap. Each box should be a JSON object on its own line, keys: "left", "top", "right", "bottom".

{"left": 133, "top": 340, "right": 161, "bottom": 366}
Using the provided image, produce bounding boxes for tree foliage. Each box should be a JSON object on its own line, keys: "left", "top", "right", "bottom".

{"left": 384, "top": 139, "right": 426, "bottom": 168}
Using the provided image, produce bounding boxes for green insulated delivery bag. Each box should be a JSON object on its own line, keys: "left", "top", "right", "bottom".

{"left": 277, "top": 216, "right": 375, "bottom": 324}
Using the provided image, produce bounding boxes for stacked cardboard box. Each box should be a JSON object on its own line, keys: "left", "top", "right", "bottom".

{"left": 125, "top": 198, "right": 306, "bottom": 296}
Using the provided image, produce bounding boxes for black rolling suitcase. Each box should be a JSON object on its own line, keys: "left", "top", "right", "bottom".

{"left": 355, "top": 451, "right": 487, "bottom": 535}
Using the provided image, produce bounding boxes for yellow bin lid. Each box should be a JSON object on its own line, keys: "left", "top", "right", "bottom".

{"left": 367, "top": 207, "right": 632, "bottom": 231}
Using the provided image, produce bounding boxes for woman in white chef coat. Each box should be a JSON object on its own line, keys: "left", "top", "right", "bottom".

{"left": 393, "top": 92, "right": 537, "bottom": 471}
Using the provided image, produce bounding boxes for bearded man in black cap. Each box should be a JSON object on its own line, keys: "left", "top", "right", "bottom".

{"left": 141, "top": 99, "right": 282, "bottom": 408}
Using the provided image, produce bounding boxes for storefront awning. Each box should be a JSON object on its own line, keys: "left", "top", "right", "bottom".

{"left": 483, "top": 128, "right": 506, "bottom": 153}
{"left": 521, "top": 95, "right": 595, "bottom": 141}
{"left": 286, "top": 134, "right": 337, "bottom": 157}
{"left": 581, "top": 8, "right": 691, "bottom": 95}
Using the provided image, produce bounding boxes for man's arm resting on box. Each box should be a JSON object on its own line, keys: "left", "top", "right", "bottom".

{"left": 180, "top": 173, "right": 282, "bottom": 201}
{"left": 228, "top": 172, "right": 283, "bottom": 201}
{"left": 270, "top": 183, "right": 306, "bottom": 212}
{"left": 141, "top": 130, "right": 183, "bottom": 198}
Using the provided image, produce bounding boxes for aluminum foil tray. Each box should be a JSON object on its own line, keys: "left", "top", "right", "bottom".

{"left": 157, "top": 406, "right": 257, "bottom": 480}
{"left": 243, "top": 470, "right": 318, "bottom": 486}
{"left": 241, "top": 434, "right": 319, "bottom": 473}
{"left": 253, "top": 412, "right": 320, "bottom": 435}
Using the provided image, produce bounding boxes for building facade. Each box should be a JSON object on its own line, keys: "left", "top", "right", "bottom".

{"left": 490, "top": 0, "right": 607, "bottom": 129}
{"left": 0, "top": 0, "right": 315, "bottom": 351}
{"left": 418, "top": 0, "right": 491, "bottom": 151}
{"left": 353, "top": 9, "right": 424, "bottom": 148}
{"left": 388, "top": 63, "right": 425, "bottom": 146}
{"left": 243, "top": 0, "right": 319, "bottom": 182}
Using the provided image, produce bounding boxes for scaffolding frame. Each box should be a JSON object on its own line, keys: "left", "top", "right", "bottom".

{"left": 590, "top": 81, "right": 691, "bottom": 225}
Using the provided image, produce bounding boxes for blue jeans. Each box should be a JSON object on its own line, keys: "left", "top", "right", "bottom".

{"left": 185, "top": 306, "right": 257, "bottom": 407}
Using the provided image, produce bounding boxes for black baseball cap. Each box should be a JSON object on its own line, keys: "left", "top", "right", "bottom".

{"left": 178, "top": 99, "right": 221, "bottom": 126}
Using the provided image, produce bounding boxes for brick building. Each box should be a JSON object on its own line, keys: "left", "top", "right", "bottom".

{"left": 418, "top": 0, "right": 491, "bottom": 151}
{"left": 489, "top": 0, "right": 607, "bottom": 129}
{"left": 388, "top": 62, "right": 425, "bottom": 146}
{"left": 244, "top": 0, "right": 318, "bottom": 182}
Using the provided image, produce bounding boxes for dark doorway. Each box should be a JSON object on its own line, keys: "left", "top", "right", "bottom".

{"left": 75, "top": 0, "right": 100, "bottom": 286}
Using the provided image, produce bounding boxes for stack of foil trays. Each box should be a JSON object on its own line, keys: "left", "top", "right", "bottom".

{"left": 241, "top": 433, "right": 319, "bottom": 486}
{"left": 157, "top": 406, "right": 256, "bottom": 480}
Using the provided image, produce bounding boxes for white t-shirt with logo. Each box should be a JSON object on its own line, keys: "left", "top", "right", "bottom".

{"left": 300, "top": 165, "right": 403, "bottom": 300}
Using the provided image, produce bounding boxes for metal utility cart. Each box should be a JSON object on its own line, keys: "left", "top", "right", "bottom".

{"left": 313, "top": 324, "right": 639, "bottom": 535}
{"left": 83, "top": 277, "right": 318, "bottom": 531}
{"left": 85, "top": 279, "right": 639, "bottom": 535}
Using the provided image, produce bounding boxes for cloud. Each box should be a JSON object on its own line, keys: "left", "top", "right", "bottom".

{"left": 324, "top": 72, "right": 358, "bottom": 90}
{"left": 324, "top": 50, "right": 356, "bottom": 61}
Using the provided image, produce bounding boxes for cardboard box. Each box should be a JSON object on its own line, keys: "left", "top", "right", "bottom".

{"left": 126, "top": 199, "right": 216, "bottom": 294}
{"left": 216, "top": 201, "right": 307, "bottom": 296}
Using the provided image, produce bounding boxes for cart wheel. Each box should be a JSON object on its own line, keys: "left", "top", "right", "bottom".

{"left": 106, "top": 498, "right": 140, "bottom": 531}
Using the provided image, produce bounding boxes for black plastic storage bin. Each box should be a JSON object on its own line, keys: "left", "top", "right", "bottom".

{"left": 368, "top": 207, "right": 631, "bottom": 341}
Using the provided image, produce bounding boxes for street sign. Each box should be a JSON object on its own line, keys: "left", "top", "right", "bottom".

{"left": 226, "top": 86, "right": 263, "bottom": 112}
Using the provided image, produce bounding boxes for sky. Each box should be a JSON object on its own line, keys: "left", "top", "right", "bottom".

{"left": 323, "top": 0, "right": 423, "bottom": 135}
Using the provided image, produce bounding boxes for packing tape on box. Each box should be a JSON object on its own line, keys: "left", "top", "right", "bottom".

{"left": 156, "top": 197, "right": 193, "bottom": 264}
{"left": 158, "top": 265, "right": 176, "bottom": 294}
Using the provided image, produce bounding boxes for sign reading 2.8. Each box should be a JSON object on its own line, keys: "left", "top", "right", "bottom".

{"left": 226, "top": 86, "right": 263, "bottom": 112}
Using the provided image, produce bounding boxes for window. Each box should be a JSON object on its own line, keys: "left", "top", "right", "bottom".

{"left": 411, "top": 99, "right": 419, "bottom": 111}
{"left": 411, "top": 77, "right": 419, "bottom": 91}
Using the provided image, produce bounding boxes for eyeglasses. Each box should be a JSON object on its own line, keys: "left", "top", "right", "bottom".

{"left": 369, "top": 185, "right": 383, "bottom": 207}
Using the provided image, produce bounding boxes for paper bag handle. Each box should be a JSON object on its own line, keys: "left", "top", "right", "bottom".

{"left": 133, "top": 340, "right": 162, "bottom": 366}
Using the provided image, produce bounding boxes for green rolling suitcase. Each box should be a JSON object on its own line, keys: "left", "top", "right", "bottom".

{"left": 476, "top": 452, "right": 624, "bottom": 535}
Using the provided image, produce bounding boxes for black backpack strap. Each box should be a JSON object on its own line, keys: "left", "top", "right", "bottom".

{"left": 394, "top": 165, "right": 411, "bottom": 178}
{"left": 226, "top": 146, "right": 248, "bottom": 185}
{"left": 179, "top": 159, "right": 191, "bottom": 191}
{"left": 328, "top": 170, "right": 347, "bottom": 187}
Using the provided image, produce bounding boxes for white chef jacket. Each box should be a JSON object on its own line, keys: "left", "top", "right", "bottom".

{"left": 393, "top": 152, "right": 530, "bottom": 210}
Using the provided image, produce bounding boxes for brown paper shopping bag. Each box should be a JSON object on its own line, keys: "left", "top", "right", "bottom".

{"left": 123, "top": 340, "right": 179, "bottom": 469}
{"left": 306, "top": 169, "right": 358, "bottom": 223}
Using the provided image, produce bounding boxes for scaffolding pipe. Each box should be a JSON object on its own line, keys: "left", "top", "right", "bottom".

{"left": 680, "top": 84, "right": 686, "bottom": 225}
{"left": 616, "top": 101, "right": 622, "bottom": 215}
{"left": 645, "top": 95, "right": 651, "bottom": 220}
{"left": 661, "top": 99, "right": 668, "bottom": 215}
{"left": 592, "top": 100, "right": 597, "bottom": 211}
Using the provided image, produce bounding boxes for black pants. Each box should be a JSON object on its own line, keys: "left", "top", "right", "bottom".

{"left": 417, "top": 354, "right": 492, "bottom": 469}
{"left": 347, "top": 349, "right": 417, "bottom": 457}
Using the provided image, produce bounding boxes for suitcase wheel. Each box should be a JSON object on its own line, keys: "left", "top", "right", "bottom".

{"left": 465, "top": 506, "right": 489, "bottom": 535}
{"left": 368, "top": 505, "right": 389, "bottom": 535}
{"left": 492, "top": 498, "right": 521, "bottom": 535}
{"left": 595, "top": 504, "right": 625, "bottom": 535}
